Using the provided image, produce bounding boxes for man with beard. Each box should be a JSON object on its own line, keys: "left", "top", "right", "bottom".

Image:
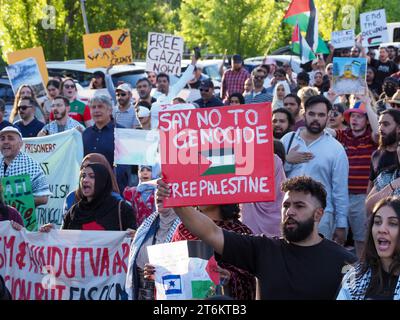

{"left": 244, "top": 67, "right": 271, "bottom": 104}
{"left": 135, "top": 78, "right": 156, "bottom": 107}
{"left": 376, "top": 77, "right": 399, "bottom": 114}
{"left": 156, "top": 176, "right": 356, "bottom": 300}
{"left": 112, "top": 83, "right": 140, "bottom": 128}
{"left": 368, "top": 109, "right": 400, "bottom": 193}
{"left": 272, "top": 108, "right": 294, "bottom": 139}
{"left": 283, "top": 94, "right": 304, "bottom": 130}
{"left": 38, "top": 96, "right": 84, "bottom": 136}
{"left": 328, "top": 98, "right": 378, "bottom": 258}
{"left": 221, "top": 54, "right": 250, "bottom": 103}
{"left": 281, "top": 95, "right": 349, "bottom": 245}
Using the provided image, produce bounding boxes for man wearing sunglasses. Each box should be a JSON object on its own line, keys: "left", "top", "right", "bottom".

{"left": 13, "top": 97, "right": 44, "bottom": 137}
{"left": 193, "top": 79, "right": 223, "bottom": 108}
{"left": 244, "top": 67, "right": 272, "bottom": 104}
{"left": 112, "top": 83, "right": 140, "bottom": 128}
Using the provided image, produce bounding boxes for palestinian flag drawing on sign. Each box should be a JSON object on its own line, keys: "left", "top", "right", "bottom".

{"left": 284, "top": 0, "right": 329, "bottom": 54}
{"left": 200, "top": 148, "right": 235, "bottom": 176}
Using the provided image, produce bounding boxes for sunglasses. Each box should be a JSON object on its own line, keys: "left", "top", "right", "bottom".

{"left": 116, "top": 92, "right": 127, "bottom": 97}
{"left": 199, "top": 88, "right": 210, "bottom": 92}
{"left": 329, "top": 111, "right": 340, "bottom": 117}
{"left": 254, "top": 76, "right": 265, "bottom": 80}
{"left": 64, "top": 84, "right": 76, "bottom": 89}
{"left": 18, "top": 105, "right": 32, "bottom": 111}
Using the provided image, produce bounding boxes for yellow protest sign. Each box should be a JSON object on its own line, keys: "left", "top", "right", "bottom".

{"left": 83, "top": 29, "right": 133, "bottom": 69}
{"left": 7, "top": 47, "right": 49, "bottom": 84}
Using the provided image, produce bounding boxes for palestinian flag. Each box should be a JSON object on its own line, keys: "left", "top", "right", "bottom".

{"left": 200, "top": 148, "right": 235, "bottom": 176}
{"left": 148, "top": 240, "right": 219, "bottom": 300}
{"left": 284, "top": 0, "right": 329, "bottom": 54}
{"left": 291, "top": 23, "right": 316, "bottom": 64}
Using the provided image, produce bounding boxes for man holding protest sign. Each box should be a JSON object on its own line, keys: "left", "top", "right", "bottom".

{"left": 156, "top": 176, "right": 356, "bottom": 300}
{"left": 0, "top": 126, "right": 51, "bottom": 207}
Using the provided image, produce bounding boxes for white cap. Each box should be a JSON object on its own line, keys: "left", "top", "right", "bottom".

{"left": 116, "top": 83, "right": 132, "bottom": 93}
{"left": 137, "top": 106, "right": 150, "bottom": 118}
{"left": 0, "top": 126, "right": 22, "bottom": 138}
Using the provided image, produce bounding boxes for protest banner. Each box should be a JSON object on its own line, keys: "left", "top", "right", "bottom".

{"left": 22, "top": 129, "right": 83, "bottom": 228}
{"left": 146, "top": 32, "right": 184, "bottom": 75}
{"left": 148, "top": 240, "right": 219, "bottom": 300}
{"left": 7, "top": 47, "right": 49, "bottom": 85}
{"left": 83, "top": 29, "right": 133, "bottom": 68}
{"left": 151, "top": 102, "right": 197, "bottom": 130}
{"left": 1, "top": 175, "right": 36, "bottom": 231}
{"left": 114, "top": 128, "right": 160, "bottom": 166}
{"left": 0, "top": 221, "right": 130, "bottom": 300}
{"left": 330, "top": 30, "right": 355, "bottom": 49}
{"left": 360, "top": 9, "right": 389, "bottom": 47}
{"left": 332, "top": 57, "right": 367, "bottom": 95}
{"left": 6, "top": 58, "right": 46, "bottom": 99}
{"left": 159, "top": 103, "right": 275, "bottom": 207}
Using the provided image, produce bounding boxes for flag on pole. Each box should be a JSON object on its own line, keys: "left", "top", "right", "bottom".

{"left": 291, "top": 23, "right": 316, "bottom": 64}
{"left": 284, "top": 0, "right": 329, "bottom": 54}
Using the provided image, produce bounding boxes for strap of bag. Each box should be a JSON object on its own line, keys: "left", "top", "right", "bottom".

{"left": 286, "top": 132, "right": 296, "bottom": 154}
{"left": 118, "top": 200, "right": 123, "bottom": 231}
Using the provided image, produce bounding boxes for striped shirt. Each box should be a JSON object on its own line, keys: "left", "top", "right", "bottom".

{"left": 244, "top": 88, "right": 273, "bottom": 104}
{"left": 221, "top": 67, "right": 250, "bottom": 101}
{"left": 336, "top": 127, "right": 377, "bottom": 194}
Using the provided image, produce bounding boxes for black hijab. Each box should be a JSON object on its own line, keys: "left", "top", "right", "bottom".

{"left": 67, "top": 163, "right": 120, "bottom": 229}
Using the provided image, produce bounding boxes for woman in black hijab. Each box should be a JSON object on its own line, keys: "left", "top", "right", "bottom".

{"left": 62, "top": 163, "right": 136, "bottom": 231}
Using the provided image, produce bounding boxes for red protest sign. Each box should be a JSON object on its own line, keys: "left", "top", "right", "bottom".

{"left": 159, "top": 103, "right": 275, "bottom": 207}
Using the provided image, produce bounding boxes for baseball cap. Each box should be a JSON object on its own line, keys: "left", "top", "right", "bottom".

{"left": 0, "top": 126, "right": 22, "bottom": 139}
{"left": 343, "top": 101, "right": 367, "bottom": 123}
{"left": 116, "top": 83, "right": 132, "bottom": 93}
{"left": 199, "top": 79, "right": 214, "bottom": 89}
{"left": 232, "top": 54, "right": 243, "bottom": 63}
{"left": 137, "top": 106, "right": 150, "bottom": 118}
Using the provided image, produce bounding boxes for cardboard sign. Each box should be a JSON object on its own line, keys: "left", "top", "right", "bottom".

{"left": 0, "top": 222, "right": 130, "bottom": 300}
{"left": 146, "top": 32, "right": 184, "bottom": 75}
{"left": 6, "top": 58, "right": 47, "bottom": 98}
{"left": 148, "top": 240, "right": 217, "bottom": 300}
{"left": 360, "top": 9, "right": 389, "bottom": 47}
{"left": 332, "top": 57, "right": 367, "bottom": 95}
{"left": 159, "top": 103, "right": 275, "bottom": 207}
{"left": 1, "top": 175, "right": 37, "bottom": 231}
{"left": 83, "top": 29, "right": 133, "bottom": 68}
{"left": 7, "top": 47, "right": 49, "bottom": 85}
{"left": 331, "top": 30, "right": 355, "bottom": 49}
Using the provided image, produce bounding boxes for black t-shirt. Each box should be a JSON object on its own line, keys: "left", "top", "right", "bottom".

{"left": 13, "top": 118, "right": 44, "bottom": 138}
{"left": 369, "top": 149, "right": 397, "bottom": 181}
{"left": 219, "top": 230, "right": 356, "bottom": 300}
{"left": 364, "top": 270, "right": 399, "bottom": 300}
{"left": 370, "top": 59, "right": 399, "bottom": 87}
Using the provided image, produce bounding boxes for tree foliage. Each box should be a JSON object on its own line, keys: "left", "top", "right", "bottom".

{"left": 0, "top": 0, "right": 400, "bottom": 63}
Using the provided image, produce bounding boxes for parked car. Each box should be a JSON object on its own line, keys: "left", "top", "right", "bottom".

{"left": 243, "top": 55, "right": 302, "bottom": 74}
{"left": 46, "top": 60, "right": 147, "bottom": 89}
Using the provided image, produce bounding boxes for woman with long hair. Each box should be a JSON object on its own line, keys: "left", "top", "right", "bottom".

{"left": 42, "top": 79, "right": 61, "bottom": 121}
{"left": 337, "top": 196, "right": 400, "bottom": 300}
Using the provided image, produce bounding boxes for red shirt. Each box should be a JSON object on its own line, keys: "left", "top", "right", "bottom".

{"left": 221, "top": 68, "right": 250, "bottom": 101}
{"left": 336, "top": 127, "right": 377, "bottom": 194}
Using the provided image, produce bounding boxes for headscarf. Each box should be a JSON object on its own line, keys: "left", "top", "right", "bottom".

{"left": 81, "top": 153, "right": 120, "bottom": 194}
{"left": 70, "top": 163, "right": 117, "bottom": 228}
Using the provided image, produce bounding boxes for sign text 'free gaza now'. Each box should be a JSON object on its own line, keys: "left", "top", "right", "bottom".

{"left": 159, "top": 103, "right": 275, "bottom": 207}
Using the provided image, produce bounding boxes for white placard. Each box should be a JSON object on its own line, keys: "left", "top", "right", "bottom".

{"left": 360, "top": 9, "right": 389, "bottom": 47}
{"left": 331, "top": 29, "right": 355, "bottom": 49}
{"left": 146, "top": 32, "right": 184, "bottom": 75}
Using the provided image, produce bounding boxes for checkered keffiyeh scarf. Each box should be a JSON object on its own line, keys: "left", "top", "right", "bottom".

{"left": 0, "top": 152, "right": 51, "bottom": 197}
